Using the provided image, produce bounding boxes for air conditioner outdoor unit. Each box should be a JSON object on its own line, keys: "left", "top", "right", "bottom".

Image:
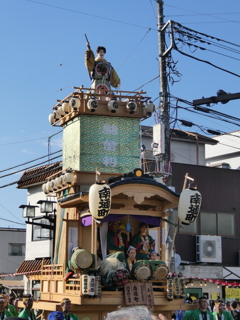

{"left": 196, "top": 235, "right": 222, "bottom": 263}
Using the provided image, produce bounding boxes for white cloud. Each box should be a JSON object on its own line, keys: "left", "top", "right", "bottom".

{"left": 22, "top": 149, "right": 33, "bottom": 154}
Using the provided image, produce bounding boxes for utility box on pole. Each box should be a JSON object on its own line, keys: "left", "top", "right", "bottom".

{"left": 152, "top": 123, "right": 165, "bottom": 156}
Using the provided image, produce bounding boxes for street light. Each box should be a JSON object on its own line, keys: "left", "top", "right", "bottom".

{"left": 19, "top": 205, "right": 38, "bottom": 219}
{"left": 21, "top": 200, "right": 56, "bottom": 258}
{"left": 37, "top": 200, "right": 56, "bottom": 214}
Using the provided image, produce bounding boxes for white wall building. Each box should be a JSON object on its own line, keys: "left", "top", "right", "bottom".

{"left": 205, "top": 130, "right": 240, "bottom": 169}
{"left": 141, "top": 125, "right": 217, "bottom": 172}
{"left": 17, "top": 162, "right": 60, "bottom": 296}
{"left": 0, "top": 228, "right": 26, "bottom": 280}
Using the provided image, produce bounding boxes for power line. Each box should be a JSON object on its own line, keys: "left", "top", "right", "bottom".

{"left": 133, "top": 75, "right": 160, "bottom": 91}
{"left": 165, "top": 4, "right": 240, "bottom": 24}
{"left": 26, "top": 0, "right": 155, "bottom": 30}
{"left": 0, "top": 137, "right": 49, "bottom": 146}
{"left": 0, "top": 163, "right": 62, "bottom": 189}
{"left": 0, "top": 203, "right": 23, "bottom": 223}
{"left": 0, "top": 150, "right": 61, "bottom": 173}
{"left": 0, "top": 155, "right": 62, "bottom": 179}
{"left": 118, "top": 28, "right": 152, "bottom": 69}
{"left": 175, "top": 38, "right": 240, "bottom": 63}
{"left": 169, "top": 95, "right": 240, "bottom": 127}
{"left": 174, "top": 28, "right": 240, "bottom": 55}
{"left": 167, "top": 12, "right": 240, "bottom": 17}
{"left": 173, "top": 21, "right": 240, "bottom": 49}
{"left": 174, "top": 46, "right": 240, "bottom": 78}
{"left": 0, "top": 217, "right": 25, "bottom": 226}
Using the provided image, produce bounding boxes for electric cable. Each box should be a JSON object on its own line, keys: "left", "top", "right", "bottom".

{"left": 173, "top": 21, "right": 240, "bottom": 49}
{"left": 118, "top": 28, "right": 152, "bottom": 69}
{"left": 175, "top": 38, "right": 240, "bottom": 62}
{"left": 0, "top": 150, "right": 62, "bottom": 173}
{"left": 174, "top": 28, "right": 240, "bottom": 55}
{"left": 165, "top": 4, "right": 239, "bottom": 24}
{"left": 0, "top": 203, "right": 23, "bottom": 223}
{"left": 0, "top": 163, "right": 62, "bottom": 189}
{"left": 174, "top": 46, "right": 240, "bottom": 78}
{"left": 0, "top": 155, "right": 62, "bottom": 179}
{"left": 0, "top": 217, "right": 25, "bottom": 226}
{"left": 26, "top": 0, "right": 156, "bottom": 30}
{"left": 133, "top": 75, "right": 160, "bottom": 91}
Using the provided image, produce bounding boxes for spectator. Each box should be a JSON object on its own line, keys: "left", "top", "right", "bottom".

{"left": 213, "top": 300, "right": 234, "bottom": 320}
{"left": 226, "top": 302, "right": 231, "bottom": 312}
{"left": 182, "top": 296, "right": 214, "bottom": 320}
{"left": 105, "top": 306, "right": 167, "bottom": 320}
{"left": 60, "top": 298, "right": 79, "bottom": 320}
{"left": 230, "top": 301, "right": 240, "bottom": 320}
{"left": 48, "top": 311, "right": 65, "bottom": 320}
{"left": 18, "top": 297, "right": 36, "bottom": 320}
{"left": 0, "top": 296, "right": 12, "bottom": 318}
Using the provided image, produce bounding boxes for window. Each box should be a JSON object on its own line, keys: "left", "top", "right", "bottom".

{"left": 218, "top": 213, "right": 234, "bottom": 235}
{"left": 9, "top": 243, "right": 25, "bottom": 256}
{"left": 200, "top": 212, "right": 234, "bottom": 236}
{"left": 32, "top": 218, "right": 53, "bottom": 241}
{"left": 179, "top": 219, "right": 197, "bottom": 234}
{"left": 201, "top": 212, "right": 217, "bottom": 235}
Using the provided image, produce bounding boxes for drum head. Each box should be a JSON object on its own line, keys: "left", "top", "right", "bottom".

{"left": 135, "top": 265, "right": 151, "bottom": 280}
{"left": 74, "top": 249, "right": 93, "bottom": 269}
{"left": 154, "top": 265, "right": 168, "bottom": 280}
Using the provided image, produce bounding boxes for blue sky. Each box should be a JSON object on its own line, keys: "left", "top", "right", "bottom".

{"left": 1, "top": 0, "right": 240, "bottom": 228}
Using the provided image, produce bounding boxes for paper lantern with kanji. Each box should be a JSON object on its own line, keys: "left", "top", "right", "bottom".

{"left": 178, "top": 188, "right": 202, "bottom": 225}
{"left": 89, "top": 181, "right": 111, "bottom": 220}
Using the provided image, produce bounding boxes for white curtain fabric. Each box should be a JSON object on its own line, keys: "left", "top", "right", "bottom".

{"left": 100, "top": 222, "right": 108, "bottom": 259}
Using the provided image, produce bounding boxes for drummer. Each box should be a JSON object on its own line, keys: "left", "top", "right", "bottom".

{"left": 148, "top": 249, "right": 160, "bottom": 261}
{"left": 131, "top": 222, "right": 155, "bottom": 260}
{"left": 64, "top": 246, "right": 81, "bottom": 281}
{"left": 107, "top": 220, "right": 130, "bottom": 254}
{"left": 126, "top": 246, "right": 137, "bottom": 272}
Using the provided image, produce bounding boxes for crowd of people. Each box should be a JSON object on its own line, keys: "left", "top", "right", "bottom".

{"left": 2, "top": 292, "right": 240, "bottom": 320}
{"left": 180, "top": 297, "right": 240, "bottom": 320}
{"left": 1, "top": 295, "right": 81, "bottom": 320}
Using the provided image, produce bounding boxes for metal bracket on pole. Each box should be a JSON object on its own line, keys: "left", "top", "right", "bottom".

{"left": 162, "top": 20, "right": 176, "bottom": 57}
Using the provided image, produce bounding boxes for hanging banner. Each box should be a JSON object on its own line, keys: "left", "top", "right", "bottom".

{"left": 124, "top": 282, "right": 153, "bottom": 306}
{"left": 225, "top": 287, "right": 240, "bottom": 299}
{"left": 211, "top": 292, "right": 219, "bottom": 300}
{"left": 146, "top": 283, "right": 154, "bottom": 306}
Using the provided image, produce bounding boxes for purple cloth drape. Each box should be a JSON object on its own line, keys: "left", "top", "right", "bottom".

{"left": 81, "top": 214, "right": 161, "bottom": 227}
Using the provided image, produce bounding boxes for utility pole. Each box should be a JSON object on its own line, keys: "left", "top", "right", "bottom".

{"left": 156, "top": 0, "right": 170, "bottom": 172}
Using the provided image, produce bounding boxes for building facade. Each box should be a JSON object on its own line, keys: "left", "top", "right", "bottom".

{"left": 0, "top": 228, "right": 26, "bottom": 280}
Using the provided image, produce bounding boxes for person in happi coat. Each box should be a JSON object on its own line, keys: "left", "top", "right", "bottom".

{"left": 60, "top": 298, "right": 79, "bottom": 320}
{"left": 182, "top": 296, "right": 214, "bottom": 320}
{"left": 85, "top": 43, "right": 120, "bottom": 92}
{"left": 64, "top": 247, "right": 82, "bottom": 281}
{"left": 125, "top": 246, "right": 137, "bottom": 273}
{"left": 0, "top": 296, "right": 12, "bottom": 320}
{"left": 148, "top": 249, "right": 160, "bottom": 261}
{"left": 212, "top": 300, "right": 234, "bottom": 320}
{"left": 4, "top": 294, "right": 18, "bottom": 317}
{"left": 131, "top": 222, "right": 155, "bottom": 260}
{"left": 107, "top": 221, "right": 130, "bottom": 254}
{"left": 18, "top": 297, "right": 36, "bottom": 320}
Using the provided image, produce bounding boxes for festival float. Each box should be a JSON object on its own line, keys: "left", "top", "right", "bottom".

{"left": 20, "top": 43, "right": 202, "bottom": 319}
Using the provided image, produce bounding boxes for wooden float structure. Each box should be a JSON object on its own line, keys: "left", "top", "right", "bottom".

{"left": 21, "top": 87, "right": 197, "bottom": 319}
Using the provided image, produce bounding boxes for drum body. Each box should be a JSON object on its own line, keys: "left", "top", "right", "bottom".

{"left": 132, "top": 260, "right": 151, "bottom": 280}
{"left": 71, "top": 249, "right": 93, "bottom": 270}
{"left": 150, "top": 260, "right": 169, "bottom": 280}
